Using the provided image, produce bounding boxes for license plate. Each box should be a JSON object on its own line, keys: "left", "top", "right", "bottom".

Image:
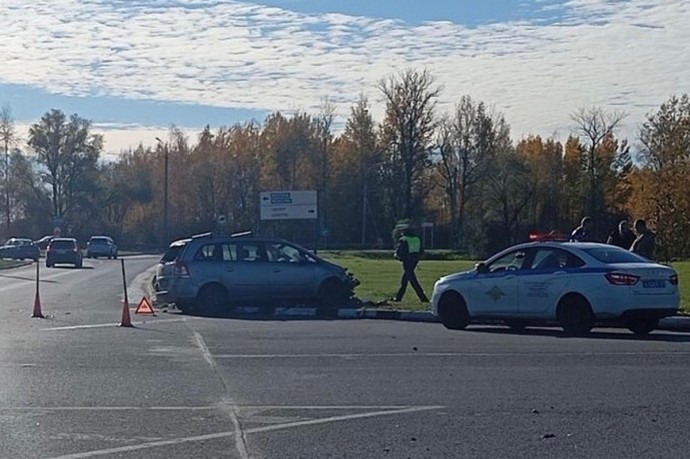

{"left": 642, "top": 279, "right": 665, "bottom": 288}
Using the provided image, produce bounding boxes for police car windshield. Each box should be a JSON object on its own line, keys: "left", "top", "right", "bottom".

{"left": 582, "top": 247, "right": 650, "bottom": 264}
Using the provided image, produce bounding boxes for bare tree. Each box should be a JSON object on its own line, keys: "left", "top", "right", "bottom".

{"left": 378, "top": 68, "right": 440, "bottom": 219}
{"left": 27, "top": 109, "right": 103, "bottom": 222}
{"left": 0, "top": 104, "right": 17, "bottom": 232}
{"left": 570, "top": 106, "right": 627, "bottom": 220}
{"left": 436, "top": 96, "right": 500, "bottom": 248}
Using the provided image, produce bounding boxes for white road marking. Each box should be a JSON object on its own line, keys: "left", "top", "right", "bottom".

{"left": 194, "top": 332, "right": 250, "bottom": 459}
{"left": 245, "top": 405, "right": 444, "bottom": 434}
{"left": 0, "top": 406, "right": 217, "bottom": 411}
{"left": 0, "top": 404, "right": 431, "bottom": 412}
{"left": 45, "top": 405, "right": 443, "bottom": 459}
{"left": 212, "top": 351, "right": 690, "bottom": 358}
{"left": 42, "top": 318, "right": 187, "bottom": 331}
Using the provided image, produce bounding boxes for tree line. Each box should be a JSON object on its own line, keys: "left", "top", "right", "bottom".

{"left": 1, "top": 69, "right": 689, "bottom": 260}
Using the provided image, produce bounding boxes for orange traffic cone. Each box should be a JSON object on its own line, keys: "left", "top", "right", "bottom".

{"left": 31, "top": 291, "right": 45, "bottom": 319}
{"left": 119, "top": 299, "right": 133, "bottom": 327}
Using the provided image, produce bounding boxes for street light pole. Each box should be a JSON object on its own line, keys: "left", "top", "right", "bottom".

{"left": 4, "top": 142, "right": 9, "bottom": 233}
{"left": 155, "top": 137, "right": 169, "bottom": 246}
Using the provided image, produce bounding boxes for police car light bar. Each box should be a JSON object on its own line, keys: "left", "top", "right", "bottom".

{"left": 528, "top": 231, "right": 567, "bottom": 242}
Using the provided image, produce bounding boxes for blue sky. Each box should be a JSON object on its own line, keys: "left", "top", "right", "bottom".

{"left": 1, "top": 0, "right": 688, "bottom": 156}
{"left": 251, "top": 0, "right": 567, "bottom": 26}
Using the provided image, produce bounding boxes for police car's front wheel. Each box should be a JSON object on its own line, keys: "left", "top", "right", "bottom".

{"left": 557, "top": 295, "right": 594, "bottom": 336}
{"left": 438, "top": 291, "right": 470, "bottom": 330}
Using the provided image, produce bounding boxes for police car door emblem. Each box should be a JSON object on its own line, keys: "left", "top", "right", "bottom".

{"left": 486, "top": 286, "right": 506, "bottom": 301}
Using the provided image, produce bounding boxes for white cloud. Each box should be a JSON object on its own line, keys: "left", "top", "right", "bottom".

{"left": 2, "top": 0, "right": 689, "bottom": 152}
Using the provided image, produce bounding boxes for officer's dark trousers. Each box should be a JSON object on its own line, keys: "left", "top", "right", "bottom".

{"left": 395, "top": 259, "right": 428, "bottom": 302}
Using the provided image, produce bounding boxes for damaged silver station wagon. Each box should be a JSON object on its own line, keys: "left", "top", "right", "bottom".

{"left": 155, "top": 232, "right": 359, "bottom": 313}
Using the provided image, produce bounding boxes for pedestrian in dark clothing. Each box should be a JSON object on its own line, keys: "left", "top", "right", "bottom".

{"left": 606, "top": 220, "right": 636, "bottom": 249}
{"left": 392, "top": 227, "right": 429, "bottom": 303}
{"left": 630, "top": 218, "right": 656, "bottom": 260}
{"left": 570, "top": 216, "right": 595, "bottom": 242}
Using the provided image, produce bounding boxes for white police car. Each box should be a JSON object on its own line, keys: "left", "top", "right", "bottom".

{"left": 431, "top": 241, "right": 679, "bottom": 335}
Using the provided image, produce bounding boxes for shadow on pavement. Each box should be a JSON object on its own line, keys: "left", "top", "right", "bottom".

{"left": 465, "top": 325, "right": 690, "bottom": 342}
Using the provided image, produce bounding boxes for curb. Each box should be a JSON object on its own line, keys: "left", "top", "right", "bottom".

{"left": 658, "top": 316, "right": 690, "bottom": 331}
{"left": 156, "top": 301, "right": 690, "bottom": 332}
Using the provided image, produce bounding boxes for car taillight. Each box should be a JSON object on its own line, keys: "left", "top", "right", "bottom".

{"left": 670, "top": 274, "right": 679, "bottom": 286}
{"left": 605, "top": 272, "right": 639, "bottom": 286}
{"left": 174, "top": 261, "right": 190, "bottom": 277}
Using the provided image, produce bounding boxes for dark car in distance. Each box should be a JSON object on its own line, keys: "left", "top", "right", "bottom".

{"left": 0, "top": 238, "right": 40, "bottom": 261}
{"left": 46, "top": 238, "right": 83, "bottom": 268}
{"left": 86, "top": 236, "right": 118, "bottom": 259}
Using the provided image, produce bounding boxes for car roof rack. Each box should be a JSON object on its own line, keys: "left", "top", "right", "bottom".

{"left": 190, "top": 230, "right": 253, "bottom": 240}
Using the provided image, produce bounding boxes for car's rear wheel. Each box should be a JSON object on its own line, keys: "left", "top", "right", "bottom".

{"left": 627, "top": 318, "right": 658, "bottom": 335}
{"left": 317, "top": 278, "right": 349, "bottom": 307}
{"left": 437, "top": 291, "right": 470, "bottom": 330}
{"left": 557, "top": 295, "right": 594, "bottom": 336}
{"left": 196, "top": 283, "right": 230, "bottom": 313}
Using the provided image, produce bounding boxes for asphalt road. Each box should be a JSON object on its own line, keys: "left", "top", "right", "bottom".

{"left": 1, "top": 256, "right": 690, "bottom": 458}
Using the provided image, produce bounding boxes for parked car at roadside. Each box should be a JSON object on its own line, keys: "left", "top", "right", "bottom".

{"left": 0, "top": 238, "right": 40, "bottom": 261}
{"left": 86, "top": 236, "right": 118, "bottom": 259}
{"left": 155, "top": 232, "right": 359, "bottom": 313}
{"left": 46, "top": 238, "right": 83, "bottom": 268}
{"left": 432, "top": 240, "right": 679, "bottom": 336}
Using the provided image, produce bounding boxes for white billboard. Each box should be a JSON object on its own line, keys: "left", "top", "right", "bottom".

{"left": 260, "top": 190, "right": 318, "bottom": 220}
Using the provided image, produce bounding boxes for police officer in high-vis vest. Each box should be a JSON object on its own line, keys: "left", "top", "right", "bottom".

{"left": 392, "top": 226, "right": 429, "bottom": 303}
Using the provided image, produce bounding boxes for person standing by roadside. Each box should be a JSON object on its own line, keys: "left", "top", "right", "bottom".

{"left": 630, "top": 218, "right": 656, "bottom": 260}
{"left": 392, "top": 226, "right": 429, "bottom": 303}
{"left": 569, "top": 216, "right": 595, "bottom": 242}
{"left": 606, "top": 220, "right": 636, "bottom": 249}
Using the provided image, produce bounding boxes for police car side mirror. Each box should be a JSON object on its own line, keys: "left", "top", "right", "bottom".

{"left": 475, "top": 262, "right": 489, "bottom": 274}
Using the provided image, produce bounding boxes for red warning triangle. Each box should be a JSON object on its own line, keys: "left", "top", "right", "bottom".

{"left": 135, "top": 297, "right": 155, "bottom": 315}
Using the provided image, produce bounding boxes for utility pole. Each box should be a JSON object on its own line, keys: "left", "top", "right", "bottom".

{"left": 155, "top": 137, "right": 169, "bottom": 247}
{"left": 1, "top": 104, "right": 15, "bottom": 234}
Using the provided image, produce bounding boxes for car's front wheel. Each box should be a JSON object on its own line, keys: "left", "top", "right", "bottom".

{"left": 317, "top": 278, "right": 349, "bottom": 307}
{"left": 196, "top": 283, "right": 230, "bottom": 313}
{"left": 627, "top": 318, "right": 658, "bottom": 335}
{"left": 557, "top": 295, "right": 594, "bottom": 336}
{"left": 437, "top": 291, "right": 470, "bottom": 330}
